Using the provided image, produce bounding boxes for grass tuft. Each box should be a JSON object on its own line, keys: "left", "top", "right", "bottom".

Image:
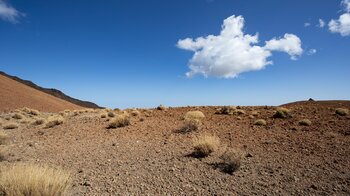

{"left": 273, "top": 107, "right": 291, "bottom": 118}
{"left": 192, "top": 133, "right": 220, "bottom": 157}
{"left": 108, "top": 114, "right": 130, "bottom": 128}
{"left": 0, "top": 163, "right": 71, "bottom": 196}
{"left": 254, "top": 119, "right": 266, "bottom": 126}
{"left": 335, "top": 108, "right": 349, "bottom": 116}
{"left": 44, "top": 116, "right": 64, "bottom": 128}
{"left": 299, "top": 119, "right": 312, "bottom": 126}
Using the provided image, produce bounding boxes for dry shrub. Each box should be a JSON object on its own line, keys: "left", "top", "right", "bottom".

{"left": 4, "top": 116, "right": 10, "bottom": 121}
{"left": 108, "top": 114, "right": 130, "bottom": 128}
{"left": 335, "top": 108, "right": 349, "bottom": 116}
{"left": 182, "top": 119, "right": 202, "bottom": 133}
{"left": 3, "top": 123, "right": 18, "bottom": 130}
{"left": 192, "top": 133, "right": 220, "bottom": 157}
{"left": 20, "top": 119, "right": 31, "bottom": 124}
{"left": 32, "top": 118, "right": 46, "bottom": 126}
{"left": 12, "top": 113, "right": 24, "bottom": 120}
{"left": 220, "top": 149, "right": 243, "bottom": 174}
{"left": 157, "top": 104, "right": 167, "bottom": 110}
{"left": 273, "top": 107, "right": 291, "bottom": 118}
{"left": 107, "top": 111, "right": 115, "bottom": 118}
{"left": 100, "top": 113, "right": 107, "bottom": 118}
{"left": 251, "top": 111, "right": 259, "bottom": 116}
{"left": 0, "top": 132, "right": 8, "bottom": 145}
{"left": 254, "top": 119, "right": 266, "bottom": 126}
{"left": 216, "top": 106, "right": 236, "bottom": 115}
{"left": 29, "top": 109, "right": 40, "bottom": 116}
{"left": 0, "top": 163, "right": 71, "bottom": 196}
{"left": 144, "top": 110, "right": 153, "bottom": 117}
{"left": 131, "top": 110, "right": 140, "bottom": 116}
{"left": 184, "top": 111, "right": 205, "bottom": 121}
{"left": 299, "top": 119, "right": 311, "bottom": 126}
{"left": 235, "top": 109, "right": 246, "bottom": 115}
{"left": 44, "top": 116, "right": 64, "bottom": 128}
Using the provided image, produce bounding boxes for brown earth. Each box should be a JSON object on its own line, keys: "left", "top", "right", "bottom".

{"left": 0, "top": 100, "right": 350, "bottom": 195}
{"left": 0, "top": 74, "right": 84, "bottom": 112}
{"left": 0, "top": 71, "right": 101, "bottom": 109}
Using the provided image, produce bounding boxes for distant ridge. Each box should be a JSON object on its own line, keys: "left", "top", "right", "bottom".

{"left": 0, "top": 71, "right": 101, "bottom": 109}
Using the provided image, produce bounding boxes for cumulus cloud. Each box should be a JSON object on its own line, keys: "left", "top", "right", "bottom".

{"left": 318, "top": 19, "right": 325, "bottom": 28}
{"left": 177, "top": 15, "right": 303, "bottom": 78}
{"left": 328, "top": 0, "right": 350, "bottom": 36}
{"left": 342, "top": 0, "right": 350, "bottom": 12}
{"left": 0, "top": 0, "right": 23, "bottom": 23}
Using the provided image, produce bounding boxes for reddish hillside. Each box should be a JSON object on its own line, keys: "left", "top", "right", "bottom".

{"left": 0, "top": 74, "right": 84, "bottom": 112}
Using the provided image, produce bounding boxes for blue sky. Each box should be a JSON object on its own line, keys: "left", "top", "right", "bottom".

{"left": 0, "top": 0, "right": 349, "bottom": 108}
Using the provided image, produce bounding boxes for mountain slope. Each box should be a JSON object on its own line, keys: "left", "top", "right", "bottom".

{"left": 0, "top": 71, "right": 101, "bottom": 109}
{"left": 0, "top": 74, "right": 84, "bottom": 112}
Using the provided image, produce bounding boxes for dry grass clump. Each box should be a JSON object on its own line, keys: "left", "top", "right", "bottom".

{"left": 100, "top": 113, "right": 107, "bottom": 118}
{"left": 184, "top": 111, "right": 205, "bottom": 121}
{"left": 192, "top": 133, "right": 220, "bottom": 157}
{"left": 108, "top": 114, "right": 130, "bottom": 128}
{"left": 181, "top": 119, "right": 202, "bottom": 133}
{"left": 299, "top": 119, "right": 312, "bottom": 126}
{"left": 335, "top": 108, "right": 349, "bottom": 116}
{"left": 44, "top": 116, "right": 64, "bottom": 128}
{"left": 3, "top": 123, "right": 18, "bottom": 130}
{"left": 251, "top": 110, "right": 259, "bottom": 116}
{"left": 273, "top": 107, "right": 292, "bottom": 118}
{"left": 32, "top": 118, "right": 46, "bottom": 126}
{"left": 0, "top": 132, "right": 8, "bottom": 145}
{"left": 107, "top": 111, "right": 115, "bottom": 118}
{"left": 144, "top": 110, "right": 153, "bottom": 117}
{"left": 19, "top": 107, "right": 40, "bottom": 116}
{"left": 0, "top": 163, "right": 71, "bottom": 196}
{"left": 216, "top": 106, "right": 236, "bottom": 115}
{"left": 220, "top": 149, "right": 243, "bottom": 174}
{"left": 157, "top": 104, "right": 167, "bottom": 110}
{"left": 254, "top": 119, "right": 267, "bottom": 126}
{"left": 131, "top": 110, "right": 140, "bottom": 116}
{"left": 12, "top": 113, "right": 24, "bottom": 120}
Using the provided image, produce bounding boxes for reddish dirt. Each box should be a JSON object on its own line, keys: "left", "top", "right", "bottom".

{"left": 0, "top": 74, "right": 83, "bottom": 112}
{"left": 1, "top": 100, "right": 350, "bottom": 195}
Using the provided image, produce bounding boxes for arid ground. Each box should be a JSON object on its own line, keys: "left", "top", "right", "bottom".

{"left": 1, "top": 100, "right": 349, "bottom": 195}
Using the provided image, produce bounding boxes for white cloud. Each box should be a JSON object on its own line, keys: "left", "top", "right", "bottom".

{"left": 177, "top": 15, "right": 303, "bottom": 78}
{"left": 329, "top": 13, "right": 350, "bottom": 36}
{"left": 318, "top": 19, "right": 325, "bottom": 28}
{"left": 0, "top": 0, "right": 23, "bottom": 23}
{"left": 307, "top": 49, "right": 317, "bottom": 55}
{"left": 342, "top": 0, "right": 350, "bottom": 12}
{"left": 264, "top": 34, "right": 303, "bottom": 60}
{"left": 304, "top": 22, "right": 311, "bottom": 27}
{"left": 328, "top": 0, "right": 350, "bottom": 36}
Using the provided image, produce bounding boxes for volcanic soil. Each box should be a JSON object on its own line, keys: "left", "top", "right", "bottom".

{"left": 1, "top": 100, "right": 350, "bottom": 195}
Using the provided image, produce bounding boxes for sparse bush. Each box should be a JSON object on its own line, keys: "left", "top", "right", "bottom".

{"left": 108, "top": 114, "right": 130, "bottom": 128}
{"left": 100, "top": 113, "right": 107, "bottom": 118}
{"left": 235, "top": 109, "right": 245, "bottom": 115}
{"left": 220, "top": 149, "right": 243, "bottom": 174}
{"left": 0, "top": 163, "right": 71, "bottom": 196}
{"left": 216, "top": 106, "right": 236, "bottom": 115}
{"left": 335, "top": 108, "right": 349, "bottom": 116}
{"left": 3, "top": 123, "right": 18, "bottom": 130}
{"left": 29, "top": 109, "right": 40, "bottom": 116}
{"left": 254, "top": 119, "right": 266, "bottom": 126}
{"left": 107, "top": 111, "right": 115, "bottom": 118}
{"left": 192, "top": 133, "right": 220, "bottom": 157}
{"left": 299, "top": 119, "right": 311, "bottom": 126}
{"left": 0, "top": 132, "right": 8, "bottom": 145}
{"left": 184, "top": 111, "right": 205, "bottom": 121}
{"left": 157, "top": 104, "right": 167, "bottom": 110}
{"left": 12, "top": 113, "right": 24, "bottom": 120}
{"left": 44, "top": 116, "right": 64, "bottom": 128}
{"left": 181, "top": 119, "right": 202, "bottom": 133}
{"left": 144, "top": 110, "right": 153, "bottom": 117}
{"left": 273, "top": 107, "right": 291, "bottom": 118}
{"left": 32, "top": 118, "right": 46, "bottom": 126}
{"left": 251, "top": 111, "right": 259, "bottom": 116}
{"left": 131, "top": 110, "right": 140, "bottom": 116}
